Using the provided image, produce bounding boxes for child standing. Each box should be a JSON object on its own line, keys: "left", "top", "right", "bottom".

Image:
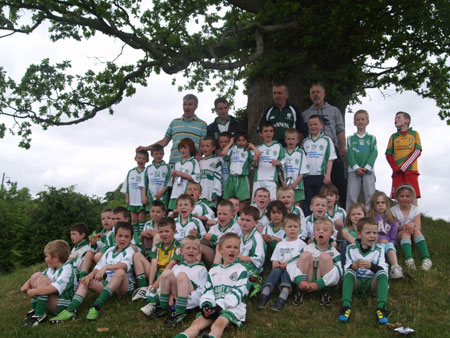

{"left": 199, "top": 136, "right": 222, "bottom": 208}
{"left": 262, "top": 200, "right": 288, "bottom": 253}
{"left": 217, "top": 132, "right": 232, "bottom": 195}
{"left": 169, "top": 138, "right": 201, "bottom": 210}
{"left": 386, "top": 111, "right": 422, "bottom": 199}
{"left": 174, "top": 233, "right": 249, "bottom": 338}
{"left": 346, "top": 110, "right": 377, "bottom": 209}
{"left": 338, "top": 218, "right": 389, "bottom": 325}
{"left": 391, "top": 184, "right": 432, "bottom": 270}
{"left": 368, "top": 192, "right": 404, "bottom": 279}
{"left": 121, "top": 149, "right": 149, "bottom": 234}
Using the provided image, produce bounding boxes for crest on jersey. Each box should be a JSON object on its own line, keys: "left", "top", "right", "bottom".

{"left": 287, "top": 113, "right": 292, "bottom": 119}
{"left": 295, "top": 159, "right": 300, "bottom": 165}
{"left": 229, "top": 272, "right": 238, "bottom": 281}
{"left": 319, "top": 145, "right": 324, "bottom": 151}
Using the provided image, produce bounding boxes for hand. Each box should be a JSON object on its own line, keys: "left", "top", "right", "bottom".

{"left": 142, "top": 195, "right": 148, "bottom": 205}
{"left": 308, "top": 282, "right": 319, "bottom": 292}
{"left": 89, "top": 236, "right": 98, "bottom": 245}
{"left": 358, "top": 260, "right": 371, "bottom": 269}
{"left": 404, "top": 222, "right": 415, "bottom": 235}
{"left": 355, "top": 168, "right": 366, "bottom": 176}
{"left": 262, "top": 234, "right": 272, "bottom": 243}
{"left": 27, "top": 289, "right": 38, "bottom": 297}
{"left": 155, "top": 191, "right": 163, "bottom": 200}
{"left": 339, "top": 147, "right": 347, "bottom": 157}
{"left": 270, "top": 160, "right": 281, "bottom": 167}
{"left": 171, "top": 170, "right": 179, "bottom": 177}
{"left": 203, "top": 233, "right": 213, "bottom": 241}
{"left": 81, "top": 274, "right": 93, "bottom": 286}
{"left": 169, "top": 294, "right": 176, "bottom": 307}
{"left": 279, "top": 262, "right": 288, "bottom": 270}
{"left": 323, "top": 174, "right": 331, "bottom": 184}
{"left": 94, "top": 269, "right": 105, "bottom": 281}
{"left": 189, "top": 229, "right": 198, "bottom": 237}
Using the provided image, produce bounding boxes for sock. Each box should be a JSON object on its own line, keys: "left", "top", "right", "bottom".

{"left": 93, "top": 286, "right": 113, "bottom": 309}
{"left": 35, "top": 296, "right": 48, "bottom": 317}
{"left": 261, "top": 286, "right": 271, "bottom": 296}
{"left": 159, "top": 293, "right": 170, "bottom": 309}
{"left": 67, "top": 294, "right": 84, "bottom": 312}
{"left": 136, "top": 273, "right": 148, "bottom": 288}
{"left": 414, "top": 235, "right": 430, "bottom": 259}
{"left": 279, "top": 288, "right": 289, "bottom": 301}
{"left": 139, "top": 222, "right": 145, "bottom": 233}
{"left": 173, "top": 334, "right": 189, "bottom": 338}
{"left": 175, "top": 296, "right": 188, "bottom": 314}
{"left": 400, "top": 238, "right": 413, "bottom": 260}
{"left": 79, "top": 270, "right": 88, "bottom": 279}
{"left": 31, "top": 297, "right": 37, "bottom": 310}
{"left": 132, "top": 223, "right": 139, "bottom": 234}
{"left": 376, "top": 274, "right": 389, "bottom": 309}
{"left": 341, "top": 272, "right": 356, "bottom": 308}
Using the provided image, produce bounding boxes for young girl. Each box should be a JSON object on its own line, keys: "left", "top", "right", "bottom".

{"left": 168, "top": 138, "right": 201, "bottom": 211}
{"left": 320, "top": 184, "right": 346, "bottom": 238}
{"left": 341, "top": 203, "right": 366, "bottom": 266}
{"left": 262, "top": 200, "right": 288, "bottom": 254}
{"left": 368, "top": 192, "right": 404, "bottom": 279}
{"left": 391, "top": 184, "right": 432, "bottom": 271}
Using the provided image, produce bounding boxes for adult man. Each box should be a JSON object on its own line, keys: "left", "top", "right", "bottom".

{"left": 137, "top": 94, "right": 207, "bottom": 166}
{"left": 302, "top": 83, "right": 347, "bottom": 208}
{"left": 207, "top": 97, "right": 246, "bottom": 142}
{"left": 259, "top": 84, "right": 307, "bottom": 146}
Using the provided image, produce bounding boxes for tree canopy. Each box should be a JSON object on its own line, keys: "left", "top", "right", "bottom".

{"left": 1, "top": 0, "right": 449, "bottom": 147}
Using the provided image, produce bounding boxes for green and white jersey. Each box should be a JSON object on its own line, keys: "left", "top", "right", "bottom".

{"left": 199, "top": 155, "right": 222, "bottom": 203}
{"left": 95, "top": 244, "right": 135, "bottom": 289}
{"left": 240, "top": 228, "right": 266, "bottom": 272}
{"left": 69, "top": 239, "right": 90, "bottom": 275}
{"left": 225, "top": 145, "right": 254, "bottom": 176}
{"left": 257, "top": 211, "right": 270, "bottom": 230}
{"left": 173, "top": 261, "right": 208, "bottom": 309}
{"left": 43, "top": 261, "right": 76, "bottom": 308}
{"left": 193, "top": 201, "right": 215, "bottom": 221}
{"left": 218, "top": 156, "right": 229, "bottom": 192}
{"left": 271, "top": 238, "right": 306, "bottom": 263}
{"left": 174, "top": 215, "right": 206, "bottom": 242}
{"left": 201, "top": 262, "right": 249, "bottom": 326}
{"left": 290, "top": 204, "right": 305, "bottom": 221}
{"left": 326, "top": 204, "right": 346, "bottom": 226}
{"left": 121, "top": 167, "right": 145, "bottom": 206}
{"left": 344, "top": 241, "right": 388, "bottom": 279}
{"left": 347, "top": 132, "right": 378, "bottom": 172}
{"left": 263, "top": 222, "right": 285, "bottom": 240}
{"left": 206, "top": 220, "right": 243, "bottom": 246}
{"left": 170, "top": 156, "right": 201, "bottom": 201}
{"left": 282, "top": 147, "right": 309, "bottom": 188}
{"left": 301, "top": 213, "right": 338, "bottom": 241}
{"left": 143, "top": 220, "right": 156, "bottom": 232}
{"left": 139, "top": 160, "right": 171, "bottom": 200}
{"left": 101, "top": 228, "right": 116, "bottom": 253}
{"left": 254, "top": 142, "right": 285, "bottom": 182}
{"left": 301, "top": 133, "right": 336, "bottom": 175}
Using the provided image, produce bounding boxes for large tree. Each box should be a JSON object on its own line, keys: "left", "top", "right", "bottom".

{"left": 1, "top": 0, "right": 449, "bottom": 147}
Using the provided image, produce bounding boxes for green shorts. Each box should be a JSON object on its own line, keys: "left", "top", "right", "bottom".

{"left": 294, "top": 189, "right": 305, "bottom": 202}
{"left": 194, "top": 310, "right": 243, "bottom": 328}
{"left": 356, "top": 277, "right": 375, "bottom": 296}
{"left": 145, "top": 193, "right": 169, "bottom": 212}
{"left": 223, "top": 175, "right": 250, "bottom": 201}
{"left": 128, "top": 205, "right": 146, "bottom": 213}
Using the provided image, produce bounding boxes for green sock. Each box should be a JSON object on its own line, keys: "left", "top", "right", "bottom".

{"left": 414, "top": 235, "right": 430, "bottom": 259}
{"left": 139, "top": 222, "right": 145, "bottom": 233}
{"left": 160, "top": 293, "right": 169, "bottom": 309}
{"left": 93, "top": 286, "right": 113, "bottom": 309}
{"left": 67, "top": 294, "right": 84, "bottom": 312}
{"left": 35, "top": 295, "right": 48, "bottom": 316}
{"left": 376, "top": 274, "right": 389, "bottom": 309}
{"left": 136, "top": 273, "right": 148, "bottom": 288}
{"left": 400, "top": 239, "right": 413, "bottom": 260}
{"left": 79, "top": 270, "right": 88, "bottom": 279}
{"left": 31, "top": 297, "right": 37, "bottom": 310}
{"left": 132, "top": 223, "right": 139, "bottom": 234}
{"left": 175, "top": 296, "right": 188, "bottom": 314}
{"left": 341, "top": 272, "right": 356, "bottom": 308}
{"left": 173, "top": 334, "right": 189, "bottom": 338}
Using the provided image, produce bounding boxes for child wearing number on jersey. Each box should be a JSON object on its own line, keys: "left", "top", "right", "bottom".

{"left": 173, "top": 233, "right": 249, "bottom": 338}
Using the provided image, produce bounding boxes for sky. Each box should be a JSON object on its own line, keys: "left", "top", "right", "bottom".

{"left": 1, "top": 21, "right": 449, "bottom": 221}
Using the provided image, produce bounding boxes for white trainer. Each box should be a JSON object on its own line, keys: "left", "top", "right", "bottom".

{"left": 132, "top": 287, "right": 148, "bottom": 301}
{"left": 140, "top": 303, "right": 156, "bottom": 317}
{"left": 389, "top": 265, "right": 404, "bottom": 279}
{"left": 422, "top": 259, "right": 432, "bottom": 271}
{"left": 405, "top": 258, "right": 416, "bottom": 270}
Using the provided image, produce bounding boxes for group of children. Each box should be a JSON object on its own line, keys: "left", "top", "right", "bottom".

{"left": 21, "top": 110, "right": 432, "bottom": 337}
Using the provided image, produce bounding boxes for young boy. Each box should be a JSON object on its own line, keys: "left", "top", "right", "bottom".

{"left": 217, "top": 132, "right": 232, "bottom": 195}
{"left": 21, "top": 240, "right": 76, "bottom": 328}
{"left": 258, "top": 213, "right": 306, "bottom": 311}
{"left": 301, "top": 195, "right": 329, "bottom": 243}
{"left": 253, "top": 187, "right": 271, "bottom": 231}
{"left": 338, "top": 217, "right": 389, "bottom": 324}
{"left": 287, "top": 217, "right": 342, "bottom": 306}
{"left": 140, "top": 144, "right": 171, "bottom": 211}
{"left": 199, "top": 136, "right": 222, "bottom": 208}
{"left": 386, "top": 111, "right": 422, "bottom": 199}
{"left": 186, "top": 182, "right": 215, "bottom": 224}
{"left": 121, "top": 149, "right": 149, "bottom": 234}
{"left": 141, "top": 200, "right": 166, "bottom": 254}
{"left": 141, "top": 235, "right": 208, "bottom": 327}
{"left": 321, "top": 183, "right": 346, "bottom": 240}
{"left": 277, "top": 186, "right": 305, "bottom": 220}
{"left": 50, "top": 222, "right": 136, "bottom": 322}
{"left": 252, "top": 121, "right": 285, "bottom": 201}
{"left": 301, "top": 115, "right": 336, "bottom": 215}
{"left": 280, "top": 128, "right": 309, "bottom": 205}
{"left": 69, "top": 222, "right": 91, "bottom": 280}
{"left": 174, "top": 194, "right": 206, "bottom": 242}
{"left": 346, "top": 110, "right": 377, "bottom": 209}
{"left": 173, "top": 233, "right": 249, "bottom": 338}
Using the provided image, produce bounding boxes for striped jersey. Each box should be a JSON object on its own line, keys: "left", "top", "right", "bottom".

{"left": 149, "top": 240, "right": 182, "bottom": 272}
{"left": 69, "top": 239, "right": 90, "bottom": 276}
{"left": 263, "top": 222, "right": 285, "bottom": 240}
{"left": 193, "top": 200, "right": 215, "bottom": 221}
{"left": 301, "top": 133, "right": 336, "bottom": 175}
{"left": 206, "top": 221, "right": 243, "bottom": 246}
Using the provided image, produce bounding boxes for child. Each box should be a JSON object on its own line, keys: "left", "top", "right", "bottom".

{"left": 277, "top": 186, "right": 305, "bottom": 220}
{"left": 199, "top": 136, "right": 222, "bottom": 208}
{"left": 88, "top": 208, "right": 113, "bottom": 254}
{"left": 252, "top": 121, "right": 284, "bottom": 201}
{"left": 279, "top": 128, "right": 309, "bottom": 205}
{"left": 174, "top": 194, "right": 206, "bottom": 242}
{"left": 341, "top": 203, "right": 366, "bottom": 266}
{"left": 186, "top": 182, "right": 215, "bottom": 224}
{"left": 252, "top": 187, "right": 271, "bottom": 232}
{"left": 368, "top": 192, "right": 404, "bottom": 279}
{"left": 320, "top": 184, "right": 346, "bottom": 239}
{"left": 391, "top": 184, "right": 432, "bottom": 270}
{"left": 174, "top": 233, "right": 249, "bottom": 338}
{"left": 121, "top": 149, "right": 149, "bottom": 234}
{"left": 227, "top": 196, "right": 241, "bottom": 221}
{"left": 338, "top": 217, "right": 389, "bottom": 324}
{"left": 301, "top": 115, "right": 336, "bottom": 215}
{"left": 262, "top": 200, "right": 288, "bottom": 254}
{"left": 217, "top": 132, "right": 231, "bottom": 194}
{"left": 287, "top": 217, "right": 342, "bottom": 306}
{"left": 68, "top": 222, "right": 90, "bottom": 280}
{"left": 142, "top": 236, "right": 208, "bottom": 327}
{"left": 169, "top": 138, "right": 201, "bottom": 210}
{"left": 140, "top": 144, "right": 171, "bottom": 211}
{"left": 386, "top": 111, "right": 422, "bottom": 199}
{"left": 21, "top": 240, "right": 76, "bottom": 328}
{"left": 301, "top": 195, "right": 328, "bottom": 243}
{"left": 258, "top": 213, "right": 306, "bottom": 311}
{"left": 222, "top": 131, "right": 258, "bottom": 208}
{"left": 346, "top": 110, "right": 377, "bottom": 209}
{"left": 50, "top": 222, "right": 136, "bottom": 322}
{"left": 141, "top": 200, "right": 165, "bottom": 254}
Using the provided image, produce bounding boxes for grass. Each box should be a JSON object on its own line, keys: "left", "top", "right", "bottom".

{"left": 1, "top": 216, "right": 449, "bottom": 337}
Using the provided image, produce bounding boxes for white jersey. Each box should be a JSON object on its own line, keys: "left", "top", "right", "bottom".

{"left": 290, "top": 204, "right": 305, "bottom": 220}
{"left": 226, "top": 145, "right": 254, "bottom": 176}
{"left": 301, "top": 213, "right": 338, "bottom": 240}
{"left": 95, "top": 245, "right": 135, "bottom": 290}
{"left": 263, "top": 222, "right": 285, "bottom": 240}
{"left": 69, "top": 240, "right": 90, "bottom": 275}
{"left": 193, "top": 201, "right": 215, "bottom": 220}
{"left": 121, "top": 167, "right": 145, "bottom": 206}
{"left": 344, "top": 241, "right": 388, "bottom": 279}
{"left": 199, "top": 155, "right": 222, "bottom": 201}
{"left": 301, "top": 133, "right": 337, "bottom": 176}
{"left": 174, "top": 215, "right": 206, "bottom": 242}
{"left": 139, "top": 161, "right": 171, "bottom": 200}
{"left": 282, "top": 147, "right": 309, "bottom": 188}
{"left": 271, "top": 238, "right": 307, "bottom": 263}
{"left": 201, "top": 262, "right": 249, "bottom": 326}
{"left": 391, "top": 204, "right": 420, "bottom": 227}
{"left": 170, "top": 157, "right": 201, "bottom": 200}
{"left": 240, "top": 228, "right": 266, "bottom": 272}
{"left": 326, "top": 204, "right": 346, "bottom": 230}
{"left": 254, "top": 142, "right": 285, "bottom": 182}
{"left": 206, "top": 221, "right": 243, "bottom": 246}
{"left": 172, "top": 261, "right": 208, "bottom": 309}
{"left": 257, "top": 212, "right": 270, "bottom": 230}
{"left": 43, "top": 262, "right": 77, "bottom": 308}
{"left": 218, "top": 156, "right": 229, "bottom": 192}
{"left": 286, "top": 240, "right": 342, "bottom": 289}
{"left": 142, "top": 220, "right": 156, "bottom": 232}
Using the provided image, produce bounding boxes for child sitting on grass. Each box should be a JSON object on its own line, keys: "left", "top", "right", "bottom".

{"left": 341, "top": 203, "right": 366, "bottom": 266}
{"left": 68, "top": 222, "right": 91, "bottom": 280}
{"left": 262, "top": 200, "right": 288, "bottom": 255}
{"left": 253, "top": 187, "right": 271, "bottom": 231}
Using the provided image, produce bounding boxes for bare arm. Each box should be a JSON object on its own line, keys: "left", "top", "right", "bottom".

{"left": 221, "top": 138, "right": 234, "bottom": 157}
{"left": 27, "top": 284, "right": 58, "bottom": 298}
{"left": 137, "top": 136, "right": 171, "bottom": 152}
{"left": 338, "top": 132, "right": 346, "bottom": 157}
{"left": 324, "top": 160, "right": 333, "bottom": 184}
